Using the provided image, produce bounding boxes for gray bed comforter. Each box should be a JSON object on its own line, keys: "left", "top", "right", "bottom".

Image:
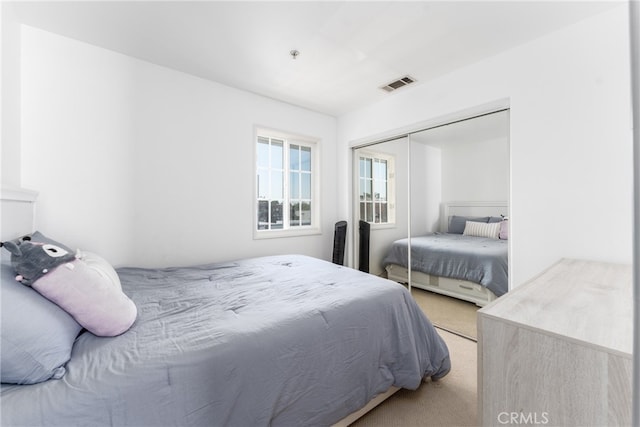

{"left": 1, "top": 255, "right": 450, "bottom": 427}
{"left": 383, "top": 233, "right": 508, "bottom": 297}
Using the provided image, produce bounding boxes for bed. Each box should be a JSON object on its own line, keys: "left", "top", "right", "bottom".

{"left": 384, "top": 201, "right": 508, "bottom": 307}
{"left": 0, "top": 189, "right": 451, "bottom": 426}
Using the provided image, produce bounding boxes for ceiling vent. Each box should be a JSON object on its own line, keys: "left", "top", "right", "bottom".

{"left": 380, "top": 75, "right": 416, "bottom": 92}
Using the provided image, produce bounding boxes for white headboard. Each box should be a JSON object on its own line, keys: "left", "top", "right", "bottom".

{"left": 441, "top": 200, "right": 508, "bottom": 232}
{"left": 1, "top": 188, "right": 39, "bottom": 241}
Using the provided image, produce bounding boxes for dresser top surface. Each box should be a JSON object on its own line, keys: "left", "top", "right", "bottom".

{"left": 479, "top": 258, "right": 633, "bottom": 355}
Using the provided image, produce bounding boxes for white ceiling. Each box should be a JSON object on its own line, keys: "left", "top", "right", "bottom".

{"left": 8, "top": 1, "right": 619, "bottom": 117}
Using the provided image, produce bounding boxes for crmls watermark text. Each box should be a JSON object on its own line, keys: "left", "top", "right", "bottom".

{"left": 497, "top": 412, "right": 549, "bottom": 425}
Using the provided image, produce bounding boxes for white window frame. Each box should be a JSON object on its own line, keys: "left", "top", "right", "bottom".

{"left": 357, "top": 150, "right": 396, "bottom": 227}
{"left": 254, "top": 127, "right": 321, "bottom": 239}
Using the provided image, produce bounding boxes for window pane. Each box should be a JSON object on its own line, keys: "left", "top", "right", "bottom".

{"left": 301, "top": 201, "right": 311, "bottom": 225}
{"left": 374, "top": 202, "right": 389, "bottom": 223}
{"left": 271, "top": 140, "right": 283, "bottom": 169}
{"left": 365, "top": 202, "right": 373, "bottom": 222}
{"left": 271, "top": 171, "right": 283, "bottom": 199}
{"left": 301, "top": 146, "right": 311, "bottom": 171}
{"left": 258, "top": 200, "right": 269, "bottom": 230}
{"left": 290, "top": 145, "right": 300, "bottom": 170}
{"left": 359, "top": 178, "right": 367, "bottom": 200}
{"left": 365, "top": 179, "right": 372, "bottom": 201}
{"left": 360, "top": 202, "right": 365, "bottom": 221}
{"left": 290, "top": 172, "right": 299, "bottom": 199}
{"left": 380, "top": 203, "right": 388, "bottom": 223}
{"left": 257, "top": 138, "right": 269, "bottom": 168}
{"left": 301, "top": 173, "right": 311, "bottom": 199}
{"left": 271, "top": 201, "right": 283, "bottom": 229}
{"left": 360, "top": 157, "right": 373, "bottom": 178}
{"left": 257, "top": 169, "right": 268, "bottom": 199}
{"left": 290, "top": 202, "right": 300, "bottom": 226}
{"left": 374, "top": 159, "right": 387, "bottom": 180}
{"left": 374, "top": 179, "right": 387, "bottom": 201}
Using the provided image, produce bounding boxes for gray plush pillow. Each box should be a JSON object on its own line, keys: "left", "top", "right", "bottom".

{"left": 1, "top": 261, "right": 82, "bottom": 384}
{"left": 448, "top": 215, "right": 490, "bottom": 234}
{"left": 4, "top": 231, "right": 77, "bottom": 286}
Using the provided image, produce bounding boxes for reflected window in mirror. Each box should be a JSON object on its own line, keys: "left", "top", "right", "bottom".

{"left": 358, "top": 151, "right": 395, "bottom": 225}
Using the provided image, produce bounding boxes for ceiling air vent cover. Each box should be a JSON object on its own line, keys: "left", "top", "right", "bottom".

{"left": 380, "top": 75, "right": 416, "bottom": 92}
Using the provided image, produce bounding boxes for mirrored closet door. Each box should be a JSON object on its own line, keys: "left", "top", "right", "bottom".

{"left": 351, "top": 110, "right": 510, "bottom": 338}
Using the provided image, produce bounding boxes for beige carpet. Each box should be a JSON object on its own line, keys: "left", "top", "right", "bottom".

{"left": 350, "top": 329, "right": 478, "bottom": 426}
{"left": 410, "top": 288, "right": 479, "bottom": 340}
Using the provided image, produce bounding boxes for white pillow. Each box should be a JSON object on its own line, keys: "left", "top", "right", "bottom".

{"left": 463, "top": 220, "right": 500, "bottom": 239}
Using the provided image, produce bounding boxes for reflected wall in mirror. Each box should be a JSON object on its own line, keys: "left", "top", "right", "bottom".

{"left": 352, "top": 109, "right": 510, "bottom": 340}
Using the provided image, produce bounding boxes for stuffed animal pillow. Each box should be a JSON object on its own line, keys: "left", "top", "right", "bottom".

{"left": 2, "top": 232, "right": 137, "bottom": 337}
{"left": 2, "top": 232, "right": 76, "bottom": 285}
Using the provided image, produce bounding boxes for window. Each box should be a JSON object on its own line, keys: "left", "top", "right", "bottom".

{"left": 359, "top": 152, "right": 395, "bottom": 225}
{"left": 255, "top": 130, "right": 319, "bottom": 237}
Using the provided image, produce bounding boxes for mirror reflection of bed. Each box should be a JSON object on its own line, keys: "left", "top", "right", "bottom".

{"left": 352, "top": 110, "right": 510, "bottom": 339}
{"left": 387, "top": 201, "right": 509, "bottom": 340}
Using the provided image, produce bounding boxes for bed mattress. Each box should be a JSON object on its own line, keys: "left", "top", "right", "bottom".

{"left": 383, "top": 233, "right": 508, "bottom": 297}
{"left": 1, "top": 254, "right": 450, "bottom": 426}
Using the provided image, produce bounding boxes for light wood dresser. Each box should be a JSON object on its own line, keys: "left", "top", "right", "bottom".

{"left": 478, "top": 259, "right": 632, "bottom": 426}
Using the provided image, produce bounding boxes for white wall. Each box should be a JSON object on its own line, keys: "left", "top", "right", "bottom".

{"left": 19, "top": 26, "right": 338, "bottom": 268}
{"left": 440, "top": 136, "right": 509, "bottom": 205}
{"left": 410, "top": 142, "right": 442, "bottom": 234}
{"left": 338, "top": 5, "right": 632, "bottom": 287}
{"left": 1, "top": 3, "right": 22, "bottom": 188}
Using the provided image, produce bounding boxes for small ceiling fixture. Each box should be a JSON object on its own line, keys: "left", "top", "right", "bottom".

{"left": 290, "top": 49, "right": 300, "bottom": 60}
{"left": 380, "top": 75, "right": 416, "bottom": 92}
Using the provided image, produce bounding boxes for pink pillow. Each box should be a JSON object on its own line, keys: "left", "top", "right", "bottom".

{"left": 33, "top": 251, "right": 137, "bottom": 337}
{"left": 499, "top": 219, "right": 509, "bottom": 240}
